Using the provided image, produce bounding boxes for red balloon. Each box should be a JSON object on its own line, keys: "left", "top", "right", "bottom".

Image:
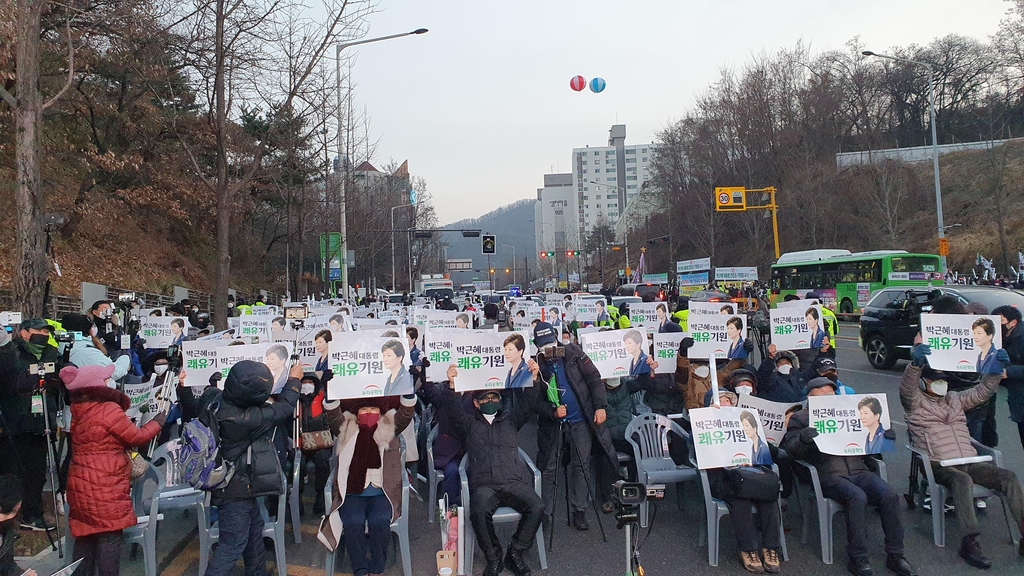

{"left": 569, "top": 75, "right": 586, "bottom": 92}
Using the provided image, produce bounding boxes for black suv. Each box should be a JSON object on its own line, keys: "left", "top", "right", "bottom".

{"left": 859, "top": 285, "right": 1024, "bottom": 369}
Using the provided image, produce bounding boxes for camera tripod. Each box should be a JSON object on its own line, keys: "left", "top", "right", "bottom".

{"left": 545, "top": 417, "right": 607, "bottom": 550}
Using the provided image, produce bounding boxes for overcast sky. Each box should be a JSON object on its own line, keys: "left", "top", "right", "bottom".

{"left": 343, "top": 0, "right": 1012, "bottom": 224}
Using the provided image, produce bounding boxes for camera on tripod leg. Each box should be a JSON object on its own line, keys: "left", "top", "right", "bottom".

{"left": 612, "top": 480, "right": 664, "bottom": 528}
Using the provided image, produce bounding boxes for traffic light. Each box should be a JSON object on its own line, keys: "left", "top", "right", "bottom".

{"left": 547, "top": 251, "right": 555, "bottom": 257}
{"left": 539, "top": 252, "right": 547, "bottom": 259}
{"left": 489, "top": 268, "right": 495, "bottom": 274}
{"left": 481, "top": 234, "right": 496, "bottom": 254}
{"left": 565, "top": 250, "right": 579, "bottom": 257}
{"left": 505, "top": 268, "right": 510, "bottom": 273}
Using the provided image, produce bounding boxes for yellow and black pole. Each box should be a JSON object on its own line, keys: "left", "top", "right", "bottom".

{"left": 714, "top": 186, "right": 780, "bottom": 259}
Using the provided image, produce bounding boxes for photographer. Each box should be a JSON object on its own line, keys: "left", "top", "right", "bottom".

{"left": 0, "top": 319, "right": 66, "bottom": 531}
{"left": 87, "top": 301, "right": 121, "bottom": 350}
{"left": 61, "top": 314, "right": 131, "bottom": 382}
{"left": 532, "top": 321, "right": 617, "bottom": 532}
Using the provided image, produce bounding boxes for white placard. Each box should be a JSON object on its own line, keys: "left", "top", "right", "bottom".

{"left": 628, "top": 303, "right": 665, "bottom": 333}
{"left": 769, "top": 304, "right": 825, "bottom": 351}
{"left": 139, "top": 307, "right": 165, "bottom": 317}
{"left": 238, "top": 318, "right": 273, "bottom": 343}
{"left": 809, "top": 394, "right": 895, "bottom": 456}
{"left": 216, "top": 342, "right": 294, "bottom": 393}
{"left": 124, "top": 376, "right": 158, "bottom": 419}
{"left": 690, "top": 406, "right": 773, "bottom": 469}
{"left": 541, "top": 305, "right": 564, "bottom": 328}
{"left": 689, "top": 301, "right": 740, "bottom": 316}
{"left": 326, "top": 332, "right": 412, "bottom": 399}
{"left": 920, "top": 314, "right": 1003, "bottom": 373}
{"left": 677, "top": 257, "right": 712, "bottom": 274}
{"left": 138, "top": 316, "right": 190, "bottom": 348}
{"left": 274, "top": 327, "right": 324, "bottom": 373}
{"left": 198, "top": 329, "right": 236, "bottom": 341}
{"left": 249, "top": 305, "right": 279, "bottom": 316}
{"left": 714, "top": 266, "right": 758, "bottom": 281}
{"left": 574, "top": 302, "right": 599, "bottom": 323}
{"left": 181, "top": 341, "right": 220, "bottom": 387}
{"left": 447, "top": 330, "right": 518, "bottom": 392}
{"left": 737, "top": 394, "right": 804, "bottom": 446}
{"left": 653, "top": 332, "right": 687, "bottom": 374}
{"left": 579, "top": 330, "right": 631, "bottom": 379}
{"left": 687, "top": 314, "right": 747, "bottom": 360}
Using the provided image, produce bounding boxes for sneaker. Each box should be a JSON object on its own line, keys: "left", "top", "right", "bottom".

{"left": 959, "top": 534, "right": 992, "bottom": 569}
{"left": 975, "top": 499, "right": 987, "bottom": 510}
{"left": 55, "top": 494, "right": 66, "bottom": 517}
{"left": 761, "top": 548, "right": 780, "bottom": 574}
{"left": 741, "top": 551, "right": 765, "bottom": 574}
{"left": 572, "top": 510, "right": 589, "bottom": 531}
{"left": 885, "top": 554, "right": 917, "bottom": 576}
{"left": 20, "top": 517, "right": 52, "bottom": 532}
{"left": 505, "top": 546, "right": 531, "bottom": 576}
{"left": 848, "top": 555, "right": 873, "bottom": 576}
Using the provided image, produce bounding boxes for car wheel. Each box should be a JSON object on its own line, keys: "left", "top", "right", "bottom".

{"left": 840, "top": 299, "right": 853, "bottom": 314}
{"left": 866, "top": 334, "right": 896, "bottom": 369}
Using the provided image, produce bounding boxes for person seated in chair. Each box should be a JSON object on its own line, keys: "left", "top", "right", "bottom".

{"left": 782, "top": 377, "right": 916, "bottom": 576}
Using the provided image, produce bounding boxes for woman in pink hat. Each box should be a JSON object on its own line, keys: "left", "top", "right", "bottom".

{"left": 61, "top": 364, "right": 166, "bottom": 576}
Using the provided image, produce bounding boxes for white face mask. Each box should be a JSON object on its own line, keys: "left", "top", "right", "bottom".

{"left": 154, "top": 365, "right": 168, "bottom": 375}
{"left": 735, "top": 385, "right": 753, "bottom": 396}
{"left": 694, "top": 365, "right": 710, "bottom": 379}
{"left": 301, "top": 383, "right": 315, "bottom": 395}
{"left": 929, "top": 380, "right": 948, "bottom": 396}
{"left": 606, "top": 378, "right": 621, "bottom": 389}
{"left": 228, "top": 302, "right": 234, "bottom": 308}
{"left": 777, "top": 364, "right": 792, "bottom": 375}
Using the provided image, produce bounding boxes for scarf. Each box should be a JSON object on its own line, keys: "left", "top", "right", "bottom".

{"left": 345, "top": 424, "right": 382, "bottom": 494}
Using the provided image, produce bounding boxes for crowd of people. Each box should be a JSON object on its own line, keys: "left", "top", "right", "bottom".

{"left": 0, "top": 289, "right": 1023, "bottom": 576}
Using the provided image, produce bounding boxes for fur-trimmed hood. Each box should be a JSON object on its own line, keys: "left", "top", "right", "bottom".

{"left": 70, "top": 385, "right": 130, "bottom": 411}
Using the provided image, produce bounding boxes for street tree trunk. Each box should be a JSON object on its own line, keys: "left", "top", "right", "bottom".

{"left": 213, "top": 0, "right": 230, "bottom": 330}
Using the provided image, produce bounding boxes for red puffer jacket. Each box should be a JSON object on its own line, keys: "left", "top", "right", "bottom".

{"left": 67, "top": 386, "right": 161, "bottom": 538}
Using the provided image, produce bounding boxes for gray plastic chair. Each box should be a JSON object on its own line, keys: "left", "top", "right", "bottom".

{"left": 908, "top": 440, "right": 1019, "bottom": 548}
{"left": 624, "top": 412, "right": 697, "bottom": 527}
{"left": 792, "top": 458, "right": 887, "bottom": 564}
{"left": 631, "top": 390, "right": 651, "bottom": 415}
{"left": 288, "top": 449, "right": 303, "bottom": 543}
{"left": 426, "top": 425, "right": 447, "bottom": 523}
{"left": 197, "top": 472, "right": 288, "bottom": 576}
{"left": 324, "top": 440, "right": 411, "bottom": 576}
{"left": 459, "top": 449, "right": 548, "bottom": 574}
{"left": 693, "top": 461, "right": 789, "bottom": 567}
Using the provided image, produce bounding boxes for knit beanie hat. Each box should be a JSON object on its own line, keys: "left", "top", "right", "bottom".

{"left": 60, "top": 364, "right": 116, "bottom": 391}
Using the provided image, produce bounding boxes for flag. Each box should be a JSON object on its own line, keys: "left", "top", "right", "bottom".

{"left": 1018, "top": 251, "right": 1023, "bottom": 271}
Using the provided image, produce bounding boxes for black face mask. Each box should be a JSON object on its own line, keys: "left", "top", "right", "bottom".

{"left": 1003, "top": 324, "right": 1013, "bottom": 339}
{"left": 28, "top": 334, "right": 49, "bottom": 346}
{"left": 0, "top": 516, "right": 17, "bottom": 534}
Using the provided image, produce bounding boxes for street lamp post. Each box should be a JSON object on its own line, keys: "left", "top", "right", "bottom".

{"left": 863, "top": 50, "right": 946, "bottom": 273}
{"left": 337, "top": 28, "right": 427, "bottom": 300}
{"left": 499, "top": 243, "right": 516, "bottom": 284}
{"left": 391, "top": 203, "right": 414, "bottom": 292}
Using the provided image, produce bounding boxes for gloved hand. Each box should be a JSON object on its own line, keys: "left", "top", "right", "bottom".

{"left": 151, "top": 410, "right": 168, "bottom": 428}
{"left": 209, "top": 371, "right": 223, "bottom": 387}
{"left": 678, "top": 337, "right": 694, "bottom": 356}
{"left": 996, "top": 349, "right": 1010, "bottom": 368}
{"left": 910, "top": 344, "right": 931, "bottom": 368}
{"left": 743, "top": 339, "right": 754, "bottom": 353}
{"left": 799, "top": 427, "right": 819, "bottom": 444}
{"left": 883, "top": 428, "right": 896, "bottom": 441}
{"left": 138, "top": 404, "right": 150, "bottom": 414}
{"left": 420, "top": 358, "right": 431, "bottom": 369}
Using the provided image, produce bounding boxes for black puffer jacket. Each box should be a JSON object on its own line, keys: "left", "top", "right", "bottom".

{"left": 200, "top": 361, "right": 300, "bottom": 501}
{"left": 781, "top": 409, "right": 873, "bottom": 478}
{"left": 0, "top": 338, "right": 64, "bottom": 436}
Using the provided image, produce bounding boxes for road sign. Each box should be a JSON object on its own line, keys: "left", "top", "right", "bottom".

{"left": 938, "top": 238, "right": 950, "bottom": 257}
{"left": 447, "top": 258, "right": 473, "bottom": 271}
{"left": 714, "top": 187, "right": 746, "bottom": 211}
{"left": 482, "top": 234, "right": 496, "bottom": 254}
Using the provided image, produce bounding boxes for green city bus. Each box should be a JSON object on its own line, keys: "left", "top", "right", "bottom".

{"left": 769, "top": 250, "right": 942, "bottom": 314}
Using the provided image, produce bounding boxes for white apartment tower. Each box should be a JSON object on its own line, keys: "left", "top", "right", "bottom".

{"left": 571, "top": 124, "right": 654, "bottom": 237}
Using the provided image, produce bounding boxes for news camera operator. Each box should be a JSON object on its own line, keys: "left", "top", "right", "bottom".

{"left": 61, "top": 314, "right": 131, "bottom": 382}
{"left": 0, "top": 319, "right": 66, "bottom": 531}
{"left": 532, "top": 321, "right": 617, "bottom": 532}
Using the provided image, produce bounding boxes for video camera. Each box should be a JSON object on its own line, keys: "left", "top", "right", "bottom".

{"left": 611, "top": 480, "right": 664, "bottom": 527}
{"left": 0, "top": 311, "right": 22, "bottom": 335}
{"left": 165, "top": 344, "right": 182, "bottom": 372}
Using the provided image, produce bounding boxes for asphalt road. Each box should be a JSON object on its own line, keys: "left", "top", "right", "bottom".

{"left": 22, "top": 322, "right": 1024, "bottom": 575}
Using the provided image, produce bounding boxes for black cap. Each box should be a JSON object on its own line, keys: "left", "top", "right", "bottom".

{"left": 533, "top": 321, "right": 557, "bottom": 347}
{"left": 993, "top": 305, "right": 1022, "bottom": 324}
{"left": 813, "top": 357, "right": 838, "bottom": 374}
{"left": 806, "top": 376, "right": 838, "bottom": 393}
{"left": 20, "top": 318, "right": 52, "bottom": 331}
{"left": 473, "top": 389, "right": 501, "bottom": 401}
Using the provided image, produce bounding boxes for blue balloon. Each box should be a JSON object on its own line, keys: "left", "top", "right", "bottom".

{"left": 589, "top": 77, "right": 606, "bottom": 93}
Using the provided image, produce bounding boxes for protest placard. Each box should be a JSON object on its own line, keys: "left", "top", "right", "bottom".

{"left": 139, "top": 316, "right": 189, "bottom": 348}
{"left": 181, "top": 341, "right": 220, "bottom": 387}
{"left": 652, "top": 332, "right": 687, "bottom": 374}
{"left": 574, "top": 301, "right": 599, "bottom": 324}
{"left": 919, "top": 313, "right": 1003, "bottom": 373}
{"left": 216, "top": 342, "right": 294, "bottom": 393}
{"left": 809, "top": 393, "right": 895, "bottom": 456}
{"left": 677, "top": 272, "right": 709, "bottom": 286}
{"left": 238, "top": 318, "right": 272, "bottom": 343}
{"left": 139, "top": 307, "right": 165, "bottom": 318}
{"left": 326, "top": 332, "right": 413, "bottom": 399}
{"left": 714, "top": 267, "right": 758, "bottom": 282}
{"left": 198, "top": 329, "right": 236, "bottom": 341}
{"left": 628, "top": 303, "right": 668, "bottom": 334}
{"left": 541, "top": 305, "right": 564, "bottom": 328}
{"left": 249, "top": 305, "right": 279, "bottom": 316}
{"left": 687, "top": 314, "right": 746, "bottom": 360}
{"left": 273, "top": 327, "right": 323, "bottom": 372}
{"left": 676, "top": 257, "right": 711, "bottom": 274}
{"left": 578, "top": 330, "right": 631, "bottom": 379}
{"left": 688, "top": 301, "right": 740, "bottom": 316}
{"left": 124, "top": 376, "right": 158, "bottom": 419}
{"left": 737, "top": 394, "right": 804, "bottom": 445}
{"left": 447, "top": 330, "right": 519, "bottom": 392}
{"left": 690, "top": 406, "right": 772, "bottom": 469}
{"left": 769, "top": 304, "right": 825, "bottom": 351}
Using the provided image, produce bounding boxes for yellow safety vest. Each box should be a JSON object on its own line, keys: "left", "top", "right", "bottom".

{"left": 672, "top": 309, "right": 689, "bottom": 333}
{"left": 822, "top": 307, "right": 839, "bottom": 347}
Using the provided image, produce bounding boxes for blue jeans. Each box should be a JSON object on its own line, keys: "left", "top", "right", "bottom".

{"left": 819, "top": 470, "right": 904, "bottom": 560}
{"left": 441, "top": 460, "right": 462, "bottom": 506}
{"left": 339, "top": 493, "right": 392, "bottom": 576}
{"left": 205, "top": 499, "right": 267, "bottom": 576}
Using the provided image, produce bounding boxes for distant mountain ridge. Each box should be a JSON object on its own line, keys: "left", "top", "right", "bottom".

{"left": 442, "top": 199, "right": 536, "bottom": 285}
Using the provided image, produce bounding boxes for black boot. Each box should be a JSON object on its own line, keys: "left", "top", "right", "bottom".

{"left": 959, "top": 534, "right": 991, "bottom": 569}
{"left": 848, "top": 555, "right": 873, "bottom": 576}
{"left": 483, "top": 548, "right": 504, "bottom": 576}
{"left": 505, "top": 546, "right": 532, "bottom": 576}
{"left": 885, "top": 554, "right": 917, "bottom": 576}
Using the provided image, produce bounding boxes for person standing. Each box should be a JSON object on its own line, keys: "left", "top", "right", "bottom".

{"left": 62, "top": 364, "right": 166, "bottom": 576}
{"left": 993, "top": 305, "right": 1024, "bottom": 450}
{"left": 201, "top": 360, "right": 301, "bottom": 576}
